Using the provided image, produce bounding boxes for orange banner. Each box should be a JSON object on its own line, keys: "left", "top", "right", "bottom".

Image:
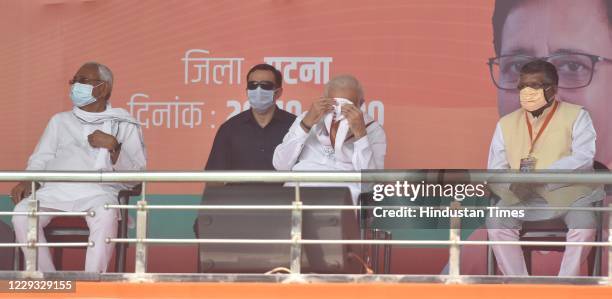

{"left": 2, "top": 0, "right": 611, "bottom": 194}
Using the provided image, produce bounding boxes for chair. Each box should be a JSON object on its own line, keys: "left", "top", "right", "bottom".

{"left": 518, "top": 210, "right": 601, "bottom": 275}
{"left": 0, "top": 220, "right": 15, "bottom": 270}
{"left": 16, "top": 184, "right": 141, "bottom": 272}
{"left": 196, "top": 186, "right": 364, "bottom": 274}
{"left": 358, "top": 192, "right": 392, "bottom": 274}
{"left": 487, "top": 162, "right": 608, "bottom": 275}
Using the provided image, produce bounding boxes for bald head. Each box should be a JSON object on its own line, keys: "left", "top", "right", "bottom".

{"left": 323, "top": 75, "right": 364, "bottom": 106}
{"left": 81, "top": 62, "right": 113, "bottom": 88}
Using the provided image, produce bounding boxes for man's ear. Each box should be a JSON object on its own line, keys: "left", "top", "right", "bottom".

{"left": 274, "top": 87, "right": 283, "bottom": 100}
{"left": 98, "top": 82, "right": 112, "bottom": 101}
{"left": 545, "top": 86, "right": 557, "bottom": 102}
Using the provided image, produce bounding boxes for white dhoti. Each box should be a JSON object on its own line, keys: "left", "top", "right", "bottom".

{"left": 13, "top": 106, "right": 146, "bottom": 272}
{"left": 12, "top": 197, "right": 119, "bottom": 272}
{"left": 486, "top": 188, "right": 603, "bottom": 276}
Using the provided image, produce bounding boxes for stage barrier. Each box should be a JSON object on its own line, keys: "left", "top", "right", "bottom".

{"left": 0, "top": 171, "right": 610, "bottom": 286}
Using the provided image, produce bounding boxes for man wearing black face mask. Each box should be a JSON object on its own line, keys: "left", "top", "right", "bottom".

{"left": 204, "top": 64, "right": 296, "bottom": 172}
{"left": 486, "top": 60, "right": 604, "bottom": 276}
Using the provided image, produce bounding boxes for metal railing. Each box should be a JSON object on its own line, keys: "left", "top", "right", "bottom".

{"left": 0, "top": 170, "right": 611, "bottom": 285}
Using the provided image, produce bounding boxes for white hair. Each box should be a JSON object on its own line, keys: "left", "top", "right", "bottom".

{"left": 83, "top": 61, "right": 113, "bottom": 88}
{"left": 323, "top": 75, "right": 364, "bottom": 102}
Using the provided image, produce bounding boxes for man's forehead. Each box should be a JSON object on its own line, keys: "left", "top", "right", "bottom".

{"left": 519, "top": 72, "right": 550, "bottom": 85}
{"left": 501, "top": 0, "right": 612, "bottom": 58}
{"left": 248, "top": 70, "right": 275, "bottom": 81}
{"left": 327, "top": 87, "right": 359, "bottom": 102}
{"left": 520, "top": 72, "right": 545, "bottom": 80}
{"left": 75, "top": 64, "right": 99, "bottom": 78}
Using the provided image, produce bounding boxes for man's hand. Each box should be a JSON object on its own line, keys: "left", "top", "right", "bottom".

{"left": 10, "top": 182, "right": 38, "bottom": 204}
{"left": 341, "top": 104, "right": 367, "bottom": 138}
{"left": 301, "top": 98, "right": 335, "bottom": 130}
{"left": 88, "top": 130, "right": 118, "bottom": 150}
{"left": 509, "top": 183, "right": 539, "bottom": 201}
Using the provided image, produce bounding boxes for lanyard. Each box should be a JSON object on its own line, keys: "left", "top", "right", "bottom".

{"left": 525, "top": 100, "right": 559, "bottom": 154}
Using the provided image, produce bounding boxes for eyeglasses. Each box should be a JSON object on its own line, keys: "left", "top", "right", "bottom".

{"left": 487, "top": 53, "right": 612, "bottom": 90}
{"left": 247, "top": 80, "right": 276, "bottom": 91}
{"left": 69, "top": 76, "right": 103, "bottom": 85}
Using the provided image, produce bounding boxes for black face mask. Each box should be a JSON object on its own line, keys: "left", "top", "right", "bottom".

{"left": 531, "top": 87, "right": 555, "bottom": 117}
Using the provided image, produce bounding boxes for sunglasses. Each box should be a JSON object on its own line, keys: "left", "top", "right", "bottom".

{"left": 247, "top": 81, "right": 276, "bottom": 91}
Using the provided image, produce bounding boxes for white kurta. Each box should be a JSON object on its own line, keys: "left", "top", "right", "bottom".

{"left": 273, "top": 111, "right": 386, "bottom": 203}
{"left": 25, "top": 109, "right": 146, "bottom": 211}
{"left": 487, "top": 108, "right": 602, "bottom": 220}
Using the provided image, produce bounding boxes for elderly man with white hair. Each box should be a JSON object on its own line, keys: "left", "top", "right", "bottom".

{"left": 273, "top": 75, "right": 386, "bottom": 202}
{"left": 10, "top": 62, "right": 146, "bottom": 272}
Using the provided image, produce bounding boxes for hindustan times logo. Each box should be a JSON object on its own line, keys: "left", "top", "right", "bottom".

{"left": 372, "top": 181, "right": 487, "bottom": 202}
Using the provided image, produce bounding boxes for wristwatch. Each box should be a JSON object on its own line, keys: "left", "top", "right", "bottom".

{"left": 300, "top": 120, "right": 312, "bottom": 131}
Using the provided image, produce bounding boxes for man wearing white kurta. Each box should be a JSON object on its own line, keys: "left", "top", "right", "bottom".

{"left": 273, "top": 75, "right": 386, "bottom": 203}
{"left": 486, "top": 60, "right": 603, "bottom": 276}
{"left": 10, "top": 62, "right": 146, "bottom": 272}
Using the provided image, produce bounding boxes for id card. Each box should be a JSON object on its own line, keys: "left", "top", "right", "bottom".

{"left": 519, "top": 155, "right": 537, "bottom": 172}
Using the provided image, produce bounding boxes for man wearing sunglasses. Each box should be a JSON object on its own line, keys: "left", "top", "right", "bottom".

{"left": 10, "top": 62, "right": 146, "bottom": 272}
{"left": 204, "top": 64, "right": 295, "bottom": 172}
{"left": 272, "top": 75, "right": 386, "bottom": 203}
{"left": 196, "top": 64, "right": 295, "bottom": 261}
{"left": 486, "top": 60, "right": 603, "bottom": 276}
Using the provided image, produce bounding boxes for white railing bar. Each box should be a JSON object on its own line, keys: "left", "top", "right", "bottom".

{"left": 366, "top": 171, "right": 612, "bottom": 184}
{"left": 134, "top": 181, "right": 148, "bottom": 274}
{"left": 460, "top": 240, "right": 610, "bottom": 247}
{"left": 289, "top": 183, "right": 302, "bottom": 274}
{"left": 25, "top": 183, "right": 37, "bottom": 273}
{"left": 0, "top": 243, "right": 28, "bottom": 247}
{"left": 103, "top": 204, "right": 612, "bottom": 212}
{"left": 1, "top": 170, "right": 612, "bottom": 184}
{"left": 105, "top": 204, "right": 362, "bottom": 210}
{"left": 608, "top": 206, "right": 611, "bottom": 282}
{"left": 36, "top": 242, "right": 93, "bottom": 247}
{"left": 0, "top": 211, "right": 94, "bottom": 216}
{"left": 447, "top": 202, "right": 461, "bottom": 282}
{"left": 0, "top": 242, "right": 93, "bottom": 248}
{"left": 106, "top": 238, "right": 612, "bottom": 247}
{"left": 0, "top": 171, "right": 361, "bottom": 183}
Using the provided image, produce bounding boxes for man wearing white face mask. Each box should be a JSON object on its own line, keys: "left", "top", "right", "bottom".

{"left": 10, "top": 62, "right": 146, "bottom": 272}
{"left": 273, "top": 75, "right": 387, "bottom": 203}
{"left": 486, "top": 60, "right": 603, "bottom": 276}
{"left": 204, "top": 64, "right": 296, "bottom": 173}
{"left": 196, "top": 65, "right": 296, "bottom": 242}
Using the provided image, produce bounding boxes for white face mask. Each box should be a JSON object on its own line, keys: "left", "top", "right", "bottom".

{"left": 331, "top": 97, "right": 354, "bottom": 121}
{"left": 323, "top": 98, "right": 357, "bottom": 162}
{"left": 248, "top": 87, "right": 276, "bottom": 113}
{"left": 70, "top": 82, "right": 103, "bottom": 107}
